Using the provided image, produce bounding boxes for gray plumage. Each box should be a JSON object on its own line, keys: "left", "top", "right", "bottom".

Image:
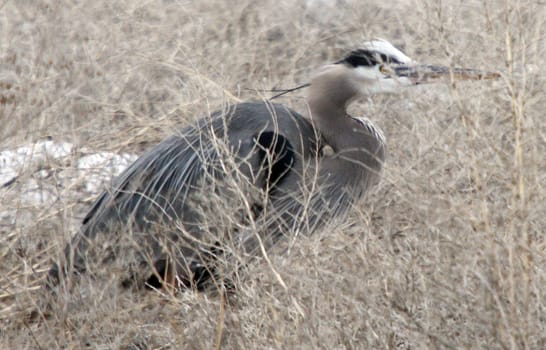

{"left": 48, "top": 39, "right": 497, "bottom": 290}
{"left": 50, "top": 100, "right": 384, "bottom": 289}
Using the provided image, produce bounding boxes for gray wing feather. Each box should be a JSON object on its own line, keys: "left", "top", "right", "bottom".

{"left": 51, "top": 101, "right": 383, "bottom": 288}
{"left": 55, "top": 102, "right": 321, "bottom": 284}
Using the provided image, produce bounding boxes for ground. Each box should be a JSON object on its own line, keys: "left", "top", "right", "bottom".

{"left": 0, "top": 0, "right": 544, "bottom": 349}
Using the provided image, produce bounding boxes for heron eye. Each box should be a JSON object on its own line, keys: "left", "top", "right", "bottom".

{"left": 379, "top": 65, "right": 390, "bottom": 75}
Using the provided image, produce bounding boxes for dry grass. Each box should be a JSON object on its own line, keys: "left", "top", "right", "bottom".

{"left": 1, "top": 0, "right": 544, "bottom": 348}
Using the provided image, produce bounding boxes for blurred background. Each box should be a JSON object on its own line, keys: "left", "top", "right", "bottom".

{"left": 1, "top": 0, "right": 544, "bottom": 348}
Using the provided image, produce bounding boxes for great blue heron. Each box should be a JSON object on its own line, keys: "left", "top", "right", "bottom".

{"left": 48, "top": 39, "right": 498, "bottom": 291}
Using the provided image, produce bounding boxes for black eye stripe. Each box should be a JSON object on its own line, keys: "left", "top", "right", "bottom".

{"left": 337, "top": 49, "right": 403, "bottom": 67}
{"left": 341, "top": 50, "right": 377, "bottom": 66}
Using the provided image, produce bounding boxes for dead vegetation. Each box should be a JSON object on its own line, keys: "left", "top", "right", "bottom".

{"left": 1, "top": 0, "right": 544, "bottom": 348}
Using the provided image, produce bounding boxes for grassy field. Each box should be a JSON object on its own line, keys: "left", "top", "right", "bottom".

{"left": 1, "top": 0, "right": 544, "bottom": 348}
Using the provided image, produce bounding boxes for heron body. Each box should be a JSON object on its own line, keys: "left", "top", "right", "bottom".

{"left": 49, "top": 39, "right": 497, "bottom": 290}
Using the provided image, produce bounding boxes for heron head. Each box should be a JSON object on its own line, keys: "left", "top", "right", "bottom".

{"left": 336, "top": 39, "right": 500, "bottom": 95}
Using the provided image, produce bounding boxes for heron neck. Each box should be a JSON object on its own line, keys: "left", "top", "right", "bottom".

{"left": 307, "top": 69, "right": 359, "bottom": 148}
{"left": 308, "top": 99, "right": 350, "bottom": 144}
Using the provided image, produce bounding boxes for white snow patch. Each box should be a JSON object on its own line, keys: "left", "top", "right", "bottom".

{"left": 0, "top": 140, "right": 140, "bottom": 232}
{"left": 1, "top": 140, "right": 138, "bottom": 222}
{"left": 77, "top": 152, "right": 138, "bottom": 193}
{"left": 0, "top": 140, "right": 73, "bottom": 185}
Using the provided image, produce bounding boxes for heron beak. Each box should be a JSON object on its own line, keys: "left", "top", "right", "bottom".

{"left": 393, "top": 64, "right": 500, "bottom": 84}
